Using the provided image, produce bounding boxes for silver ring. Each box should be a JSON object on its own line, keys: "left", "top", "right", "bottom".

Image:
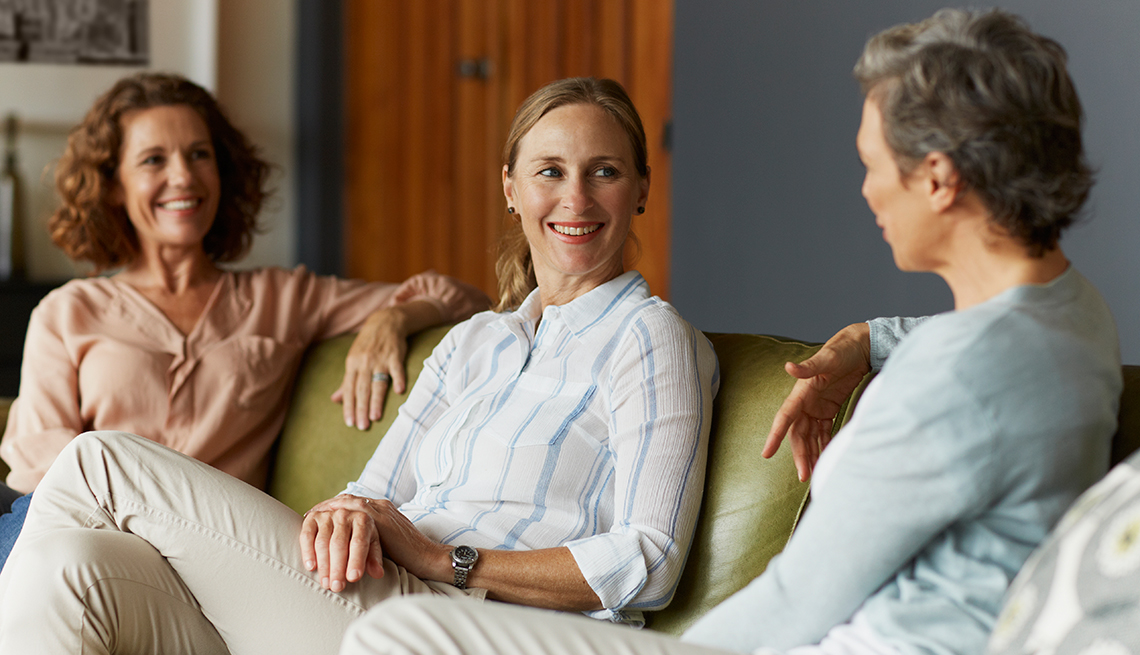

{"left": 371, "top": 372, "right": 392, "bottom": 384}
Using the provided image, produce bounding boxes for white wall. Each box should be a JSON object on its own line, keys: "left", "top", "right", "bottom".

{"left": 216, "top": 0, "right": 295, "bottom": 271}
{"left": 0, "top": 0, "right": 295, "bottom": 281}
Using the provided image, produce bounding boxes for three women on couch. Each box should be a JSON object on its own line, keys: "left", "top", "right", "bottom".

{"left": 331, "top": 8, "right": 1123, "bottom": 655}
{"left": 0, "top": 7, "right": 1123, "bottom": 655}
{"left": 0, "top": 77, "right": 718, "bottom": 653}
{"left": 0, "top": 73, "right": 489, "bottom": 564}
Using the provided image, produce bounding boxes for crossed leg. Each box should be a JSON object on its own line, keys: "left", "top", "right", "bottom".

{"left": 0, "top": 431, "right": 471, "bottom": 655}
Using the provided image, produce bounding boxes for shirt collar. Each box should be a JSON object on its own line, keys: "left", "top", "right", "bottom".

{"left": 499, "top": 271, "right": 650, "bottom": 339}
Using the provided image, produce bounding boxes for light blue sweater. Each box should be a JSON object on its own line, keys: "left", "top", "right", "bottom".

{"left": 682, "top": 268, "right": 1122, "bottom": 655}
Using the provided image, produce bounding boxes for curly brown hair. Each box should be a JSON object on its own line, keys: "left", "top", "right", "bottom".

{"left": 50, "top": 72, "right": 271, "bottom": 271}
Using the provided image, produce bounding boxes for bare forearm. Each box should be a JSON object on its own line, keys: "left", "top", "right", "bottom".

{"left": 313, "top": 495, "right": 605, "bottom": 611}
{"left": 469, "top": 547, "right": 602, "bottom": 611}
{"left": 415, "top": 544, "right": 603, "bottom": 612}
{"left": 831, "top": 322, "right": 871, "bottom": 370}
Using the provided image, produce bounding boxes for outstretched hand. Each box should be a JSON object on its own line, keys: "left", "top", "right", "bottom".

{"left": 764, "top": 323, "right": 872, "bottom": 481}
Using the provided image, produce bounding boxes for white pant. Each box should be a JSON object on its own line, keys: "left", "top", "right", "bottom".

{"left": 339, "top": 597, "right": 900, "bottom": 655}
{"left": 0, "top": 432, "right": 479, "bottom": 655}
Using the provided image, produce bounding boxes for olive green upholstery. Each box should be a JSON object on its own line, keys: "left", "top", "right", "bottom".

{"left": 1, "top": 329, "right": 1139, "bottom": 637}
{"left": 647, "top": 334, "right": 830, "bottom": 633}
{"left": 1112, "top": 365, "right": 1140, "bottom": 467}
{"left": 268, "top": 324, "right": 454, "bottom": 513}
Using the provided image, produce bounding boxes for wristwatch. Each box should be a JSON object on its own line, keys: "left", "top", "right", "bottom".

{"left": 450, "top": 545, "right": 479, "bottom": 589}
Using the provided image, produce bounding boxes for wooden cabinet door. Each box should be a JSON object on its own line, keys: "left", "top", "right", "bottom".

{"left": 345, "top": 0, "right": 673, "bottom": 300}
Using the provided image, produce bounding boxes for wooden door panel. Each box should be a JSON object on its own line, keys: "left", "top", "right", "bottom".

{"left": 346, "top": 0, "right": 673, "bottom": 300}
{"left": 455, "top": 0, "right": 504, "bottom": 294}
{"left": 629, "top": 0, "right": 674, "bottom": 299}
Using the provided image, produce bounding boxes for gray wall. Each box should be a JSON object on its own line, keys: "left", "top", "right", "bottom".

{"left": 672, "top": 1, "right": 1140, "bottom": 363}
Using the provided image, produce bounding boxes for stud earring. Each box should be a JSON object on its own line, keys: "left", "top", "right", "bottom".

{"left": 507, "top": 207, "right": 515, "bottom": 214}
{"left": 637, "top": 206, "right": 646, "bottom": 214}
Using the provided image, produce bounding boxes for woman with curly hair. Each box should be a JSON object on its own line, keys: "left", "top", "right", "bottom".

{"left": 0, "top": 73, "right": 488, "bottom": 565}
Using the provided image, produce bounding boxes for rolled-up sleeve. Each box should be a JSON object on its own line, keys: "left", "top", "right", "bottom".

{"left": 306, "top": 268, "right": 489, "bottom": 341}
{"left": 868, "top": 316, "right": 929, "bottom": 370}
{"left": 387, "top": 270, "right": 491, "bottom": 324}
{"left": 1, "top": 304, "right": 86, "bottom": 492}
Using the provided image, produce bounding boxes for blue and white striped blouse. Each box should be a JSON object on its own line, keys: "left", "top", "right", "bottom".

{"left": 346, "top": 270, "right": 719, "bottom": 623}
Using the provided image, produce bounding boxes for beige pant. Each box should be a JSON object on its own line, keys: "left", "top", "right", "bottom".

{"left": 339, "top": 597, "right": 901, "bottom": 655}
{"left": 0, "top": 431, "right": 479, "bottom": 655}
{"left": 340, "top": 597, "right": 734, "bottom": 655}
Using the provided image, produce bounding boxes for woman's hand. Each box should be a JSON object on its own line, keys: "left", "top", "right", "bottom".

{"left": 332, "top": 299, "right": 446, "bottom": 430}
{"left": 299, "top": 494, "right": 449, "bottom": 592}
{"left": 332, "top": 307, "right": 410, "bottom": 430}
{"left": 764, "top": 322, "right": 872, "bottom": 481}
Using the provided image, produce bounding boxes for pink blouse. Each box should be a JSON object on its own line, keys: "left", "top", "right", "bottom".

{"left": 0, "top": 266, "right": 489, "bottom": 492}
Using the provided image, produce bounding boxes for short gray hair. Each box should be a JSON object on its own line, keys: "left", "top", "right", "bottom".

{"left": 854, "top": 8, "right": 1091, "bottom": 255}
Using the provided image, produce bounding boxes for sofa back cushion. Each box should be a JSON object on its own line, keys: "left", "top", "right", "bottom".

{"left": 645, "top": 333, "right": 864, "bottom": 635}
{"left": 269, "top": 324, "right": 455, "bottom": 514}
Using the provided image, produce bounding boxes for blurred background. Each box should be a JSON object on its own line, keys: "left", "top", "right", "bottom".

{"left": 1, "top": 0, "right": 1137, "bottom": 365}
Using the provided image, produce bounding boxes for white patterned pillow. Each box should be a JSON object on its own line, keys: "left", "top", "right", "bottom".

{"left": 988, "top": 450, "right": 1140, "bottom": 653}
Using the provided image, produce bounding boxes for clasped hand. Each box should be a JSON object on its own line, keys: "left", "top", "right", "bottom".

{"left": 299, "top": 494, "right": 445, "bottom": 593}
{"left": 763, "top": 322, "right": 872, "bottom": 481}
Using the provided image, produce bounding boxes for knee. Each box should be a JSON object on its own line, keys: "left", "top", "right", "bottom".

{"left": 69, "top": 430, "right": 150, "bottom": 459}
{"left": 11, "top": 528, "right": 128, "bottom": 579}
{"left": 43, "top": 431, "right": 156, "bottom": 489}
{"left": 52, "top": 431, "right": 143, "bottom": 472}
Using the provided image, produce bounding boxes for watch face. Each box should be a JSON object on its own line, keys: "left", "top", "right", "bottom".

{"left": 452, "top": 545, "right": 479, "bottom": 566}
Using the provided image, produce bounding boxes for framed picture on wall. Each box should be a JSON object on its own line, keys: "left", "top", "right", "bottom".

{"left": 0, "top": 0, "right": 149, "bottom": 65}
{"left": 0, "top": 0, "right": 217, "bottom": 124}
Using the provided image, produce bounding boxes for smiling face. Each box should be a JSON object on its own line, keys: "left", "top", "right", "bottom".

{"left": 856, "top": 97, "right": 949, "bottom": 272}
{"left": 503, "top": 102, "right": 649, "bottom": 302}
{"left": 112, "top": 104, "right": 221, "bottom": 257}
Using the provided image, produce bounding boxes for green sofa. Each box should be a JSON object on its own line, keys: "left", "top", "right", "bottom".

{"left": 2, "top": 326, "right": 1139, "bottom": 637}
